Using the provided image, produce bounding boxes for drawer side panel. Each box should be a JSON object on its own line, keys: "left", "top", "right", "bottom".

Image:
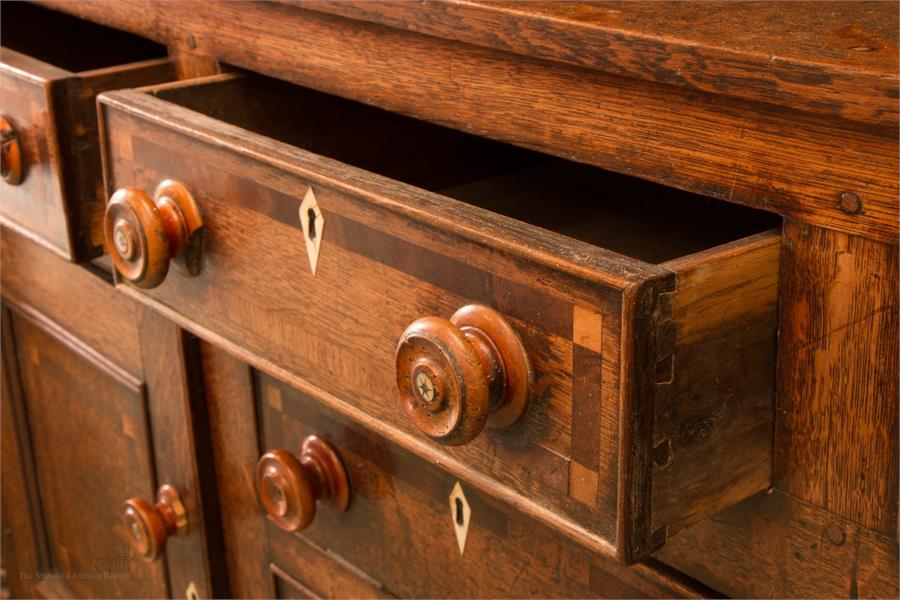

{"left": 651, "top": 231, "right": 780, "bottom": 537}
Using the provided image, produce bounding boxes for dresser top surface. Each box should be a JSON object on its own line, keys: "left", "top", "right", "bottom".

{"left": 469, "top": 1, "right": 898, "bottom": 73}
{"left": 294, "top": 0, "right": 899, "bottom": 126}
{"left": 29, "top": 0, "right": 900, "bottom": 243}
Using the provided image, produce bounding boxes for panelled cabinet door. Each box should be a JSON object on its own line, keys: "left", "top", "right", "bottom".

{"left": 0, "top": 227, "right": 225, "bottom": 599}
{"left": 2, "top": 309, "right": 168, "bottom": 599}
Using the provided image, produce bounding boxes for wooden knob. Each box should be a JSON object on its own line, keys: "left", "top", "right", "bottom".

{"left": 256, "top": 436, "right": 350, "bottom": 532}
{"left": 123, "top": 484, "right": 188, "bottom": 561}
{"left": 396, "top": 304, "right": 532, "bottom": 445}
{"left": 104, "top": 179, "right": 203, "bottom": 289}
{"left": 1, "top": 116, "right": 23, "bottom": 185}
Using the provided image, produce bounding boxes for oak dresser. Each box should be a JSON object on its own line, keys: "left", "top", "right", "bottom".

{"left": 1, "top": 2, "right": 897, "bottom": 598}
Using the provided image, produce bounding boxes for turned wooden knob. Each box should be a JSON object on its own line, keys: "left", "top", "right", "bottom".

{"left": 123, "top": 484, "right": 188, "bottom": 561}
{"left": 104, "top": 180, "right": 203, "bottom": 289}
{"left": 1, "top": 116, "right": 23, "bottom": 185}
{"left": 256, "top": 436, "right": 350, "bottom": 532}
{"left": 396, "top": 304, "right": 532, "bottom": 445}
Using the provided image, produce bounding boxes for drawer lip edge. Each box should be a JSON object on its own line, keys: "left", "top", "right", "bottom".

{"left": 661, "top": 227, "right": 782, "bottom": 273}
{"left": 1, "top": 46, "right": 73, "bottom": 81}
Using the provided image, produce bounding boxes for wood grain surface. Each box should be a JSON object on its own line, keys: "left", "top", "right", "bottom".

{"left": 200, "top": 342, "right": 272, "bottom": 599}
{"left": 211, "top": 359, "right": 716, "bottom": 598}
{"left": 658, "top": 489, "right": 899, "bottom": 599}
{"left": 1, "top": 225, "right": 143, "bottom": 377}
{"left": 9, "top": 312, "right": 167, "bottom": 599}
{"left": 99, "top": 76, "right": 784, "bottom": 563}
{"left": 137, "top": 309, "right": 228, "bottom": 599}
{"left": 776, "top": 221, "right": 899, "bottom": 537}
{"left": 1, "top": 308, "right": 47, "bottom": 600}
{"left": 1, "top": 228, "right": 226, "bottom": 598}
{"left": 0, "top": 2, "right": 172, "bottom": 260}
{"left": 39, "top": 0, "right": 899, "bottom": 242}
{"left": 0, "top": 49, "right": 70, "bottom": 257}
{"left": 0, "top": 228, "right": 168, "bottom": 598}
{"left": 653, "top": 231, "right": 780, "bottom": 540}
{"left": 295, "top": 0, "right": 899, "bottom": 127}
{"left": 101, "top": 82, "right": 629, "bottom": 554}
{"left": 3, "top": 3, "right": 897, "bottom": 598}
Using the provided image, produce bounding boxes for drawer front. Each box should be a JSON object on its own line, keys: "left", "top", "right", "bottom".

{"left": 0, "top": 52, "right": 69, "bottom": 254}
{"left": 201, "top": 344, "right": 710, "bottom": 598}
{"left": 0, "top": 4, "right": 173, "bottom": 261}
{"left": 99, "top": 76, "right": 779, "bottom": 563}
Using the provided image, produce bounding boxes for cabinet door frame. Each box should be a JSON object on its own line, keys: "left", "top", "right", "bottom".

{"left": 1, "top": 227, "right": 227, "bottom": 598}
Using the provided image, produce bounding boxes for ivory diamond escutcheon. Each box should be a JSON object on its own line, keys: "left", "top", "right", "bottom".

{"left": 299, "top": 187, "right": 324, "bottom": 275}
{"left": 449, "top": 482, "right": 471, "bottom": 555}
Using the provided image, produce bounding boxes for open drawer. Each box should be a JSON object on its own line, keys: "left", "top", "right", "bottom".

{"left": 0, "top": 2, "right": 173, "bottom": 261}
{"left": 98, "top": 73, "right": 781, "bottom": 563}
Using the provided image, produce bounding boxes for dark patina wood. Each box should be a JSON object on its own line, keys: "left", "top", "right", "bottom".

{"left": 1, "top": 3, "right": 896, "bottom": 598}
{"left": 295, "top": 0, "right": 899, "bottom": 128}
{"left": 97, "top": 72, "right": 781, "bottom": 563}
{"left": 202, "top": 346, "right": 715, "bottom": 598}
{"left": 0, "top": 3, "right": 174, "bottom": 261}
{"left": 0, "top": 227, "right": 224, "bottom": 598}
{"left": 38, "top": 0, "right": 900, "bottom": 242}
{"left": 1, "top": 228, "right": 167, "bottom": 598}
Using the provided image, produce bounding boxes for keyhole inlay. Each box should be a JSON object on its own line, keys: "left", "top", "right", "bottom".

{"left": 307, "top": 208, "right": 317, "bottom": 241}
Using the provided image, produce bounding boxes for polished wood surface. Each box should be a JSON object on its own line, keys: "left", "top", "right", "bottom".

{"left": 1, "top": 232, "right": 167, "bottom": 598}
{"left": 200, "top": 342, "right": 272, "bottom": 598}
{"left": 123, "top": 484, "right": 189, "bottom": 561}
{"left": 0, "top": 2, "right": 173, "bottom": 260}
{"left": 256, "top": 437, "right": 350, "bottom": 533}
{"left": 105, "top": 181, "right": 203, "bottom": 288}
{"left": 136, "top": 308, "right": 227, "bottom": 599}
{"left": 396, "top": 304, "right": 532, "bottom": 445}
{"left": 0, "top": 309, "right": 44, "bottom": 600}
{"left": 1, "top": 2, "right": 897, "bottom": 598}
{"left": 98, "top": 71, "right": 783, "bottom": 563}
{"left": 296, "top": 0, "right": 899, "bottom": 127}
{"left": 0, "top": 227, "right": 224, "bottom": 598}
{"left": 203, "top": 347, "right": 714, "bottom": 598}
{"left": 40, "top": 0, "right": 899, "bottom": 242}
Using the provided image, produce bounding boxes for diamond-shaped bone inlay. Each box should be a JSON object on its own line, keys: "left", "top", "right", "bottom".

{"left": 299, "top": 187, "right": 324, "bottom": 275}
{"left": 449, "top": 481, "right": 471, "bottom": 555}
{"left": 185, "top": 581, "right": 200, "bottom": 600}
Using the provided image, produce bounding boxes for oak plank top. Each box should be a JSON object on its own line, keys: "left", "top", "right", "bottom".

{"left": 296, "top": 0, "right": 900, "bottom": 127}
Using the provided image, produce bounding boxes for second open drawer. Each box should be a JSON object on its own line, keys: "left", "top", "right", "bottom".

{"left": 97, "top": 72, "right": 780, "bottom": 563}
{"left": 0, "top": 2, "right": 174, "bottom": 261}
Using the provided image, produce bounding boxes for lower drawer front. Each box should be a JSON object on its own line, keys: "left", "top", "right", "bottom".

{"left": 100, "top": 73, "right": 779, "bottom": 562}
{"left": 0, "top": 3, "right": 172, "bottom": 260}
{"left": 204, "top": 351, "right": 708, "bottom": 599}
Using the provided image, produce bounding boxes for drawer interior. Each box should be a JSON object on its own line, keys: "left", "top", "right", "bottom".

{"left": 0, "top": 3, "right": 166, "bottom": 72}
{"left": 153, "top": 74, "right": 780, "bottom": 264}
